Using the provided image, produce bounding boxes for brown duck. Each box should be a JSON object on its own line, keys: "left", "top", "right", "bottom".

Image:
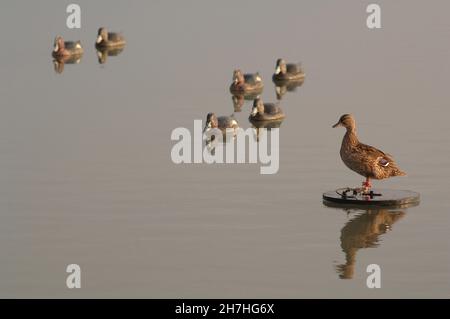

{"left": 333, "top": 114, "right": 406, "bottom": 191}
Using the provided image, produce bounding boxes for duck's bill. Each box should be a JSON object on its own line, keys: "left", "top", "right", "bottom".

{"left": 53, "top": 42, "right": 59, "bottom": 52}
{"left": 251, "top": 107, "right": 258, "bottom": 116}
{"left": 96, "top": 35, "right": 103, "bottom": 44}
{"left": 275, "top": 86, "right": 282, "bottom": 96}
{"left": 332, "top": 122, "right": 340, "bottom": 128}
{"left": 275, "top": 66, "right": 281, "bottom": 74}
{"left": 203, "top": 123, "right": 211, "bottom": 133}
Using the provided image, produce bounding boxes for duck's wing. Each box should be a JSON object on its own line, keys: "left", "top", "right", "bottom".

{"left": 358, "top": 143, "right": 386, "bottom": 157}
{"left": 108, "top": 32, "right": 125, "bottom": 42}
{"left": 244, "top": 73, "right": 262, "bottom": 84}
{"left": 286, "top": 63, "right": 302, "bottom": 74}
{"left": 263, "top": 103, "right": 282, "bottom": 115}
{"left": 358, "top": 143, "right": 391, "bottom": 162}
{"left": 64, "top": 41, "right": 82, "bottom": 49}
{"left": 357, "top": 143, "right": 405, "bottom": 174}
{"left": 218, "top": 116, "right": 238, "bottom": 129}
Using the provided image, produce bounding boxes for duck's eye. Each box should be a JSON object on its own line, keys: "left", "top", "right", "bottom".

{"left": 379, "top": 158, "right": 390, "bottom": 167}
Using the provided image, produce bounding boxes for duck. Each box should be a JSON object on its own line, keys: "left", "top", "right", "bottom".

{"left": 249, "top": 97, "right": 285, "bottom": 121}
{"left": 229, "top": 69, "right": 264, "bottom": 95}
{"left": 52, "top": 36, "right": 83, "bottom": 58}
{"left": 203, "top": 113, "right": 239, "bottom": 134}
{"left": 272, "top": 59, "right": 305, "bottom": 82}
{"left": 332, "top": 114, "right": 406, "bottom": 192}
{"left": 95, "top": 27, "right": 126, "bottom": 49}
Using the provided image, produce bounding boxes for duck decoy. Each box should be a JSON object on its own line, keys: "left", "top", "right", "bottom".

{"left": 272, "top": 59, "right": 305, "bottom": 82}
{"left": 95, "top": 27, "right": 126, "bottom": 49}
{"left": 52, "top": 36, "right": 83, "bottom": 58}
{"left": 249, "top": 97, "right": 285, "bottom": 122}
{"left": 229, "top": 69, "right": 264, "bottom": 95}
{"left": 332, "top": 114, "right": 406, "bottom": 192}
{"left": 203, "top": 113, "right": 239, "bottom": 134}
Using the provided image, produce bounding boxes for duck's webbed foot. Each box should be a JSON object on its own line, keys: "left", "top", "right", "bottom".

{"left": 336, "top": 186, "right": 381, "bottom": 199}
{"left": 362, "top": 177, "right": 372, "bottom": 194}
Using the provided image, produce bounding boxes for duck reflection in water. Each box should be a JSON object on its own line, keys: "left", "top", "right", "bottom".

{"left": 249, "top": 118, "right": 283, "bottom": 142}
{"left": 52, "top": 55, "right": 82, "bottom": 74}
{"left": 231, "top": 94, "right": 245, "bottom": 112}
{"left": 274, "top": 79, "right": 304, "bottom": 100}
{"left": 96, "top": 47, "right": 125, "bottom": 64}
{"left": 231, "top": 91, "right": 263, "bottom": 113}
{"left": 335, "top": 207, "right": 405, "bottom": 279}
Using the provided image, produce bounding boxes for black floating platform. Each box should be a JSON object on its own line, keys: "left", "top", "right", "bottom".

{"left": 323, "top": 188, "right": 420, "bottom": 208}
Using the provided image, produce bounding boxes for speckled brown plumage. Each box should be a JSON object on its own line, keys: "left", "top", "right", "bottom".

{"left": 333, "top": 114, "right": 406, "bottom": 188}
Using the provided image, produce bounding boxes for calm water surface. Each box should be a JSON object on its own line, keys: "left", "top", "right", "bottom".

{"left": 0, "top": 1, "right": 449, "bottom": 297}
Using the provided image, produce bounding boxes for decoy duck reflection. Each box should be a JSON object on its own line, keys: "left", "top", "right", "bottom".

{"left": 96, "top": 47, "right": 125, "bottom": 64}
{"left": 231, "top": 94, "right": 245, "bottom": 112}
{"left": 250, "top": 118, "right": 283, "bottom": 142}
{"left": 333, "top": 114, "right": 406, "bottom": 193}
{"left": 275, "top": 80, "right": 304, "bottom": 100}
{"left": 52, "top": 55, "right": 82, "bottom": 74}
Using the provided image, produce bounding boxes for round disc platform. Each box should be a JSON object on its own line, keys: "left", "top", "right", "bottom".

{"left": 323, "top": 188, "right": 420, "bottom": 208}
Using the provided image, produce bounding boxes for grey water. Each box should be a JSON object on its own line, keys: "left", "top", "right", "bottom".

{"left": 0, "top": 1, "right": 449, "bottom": 298}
